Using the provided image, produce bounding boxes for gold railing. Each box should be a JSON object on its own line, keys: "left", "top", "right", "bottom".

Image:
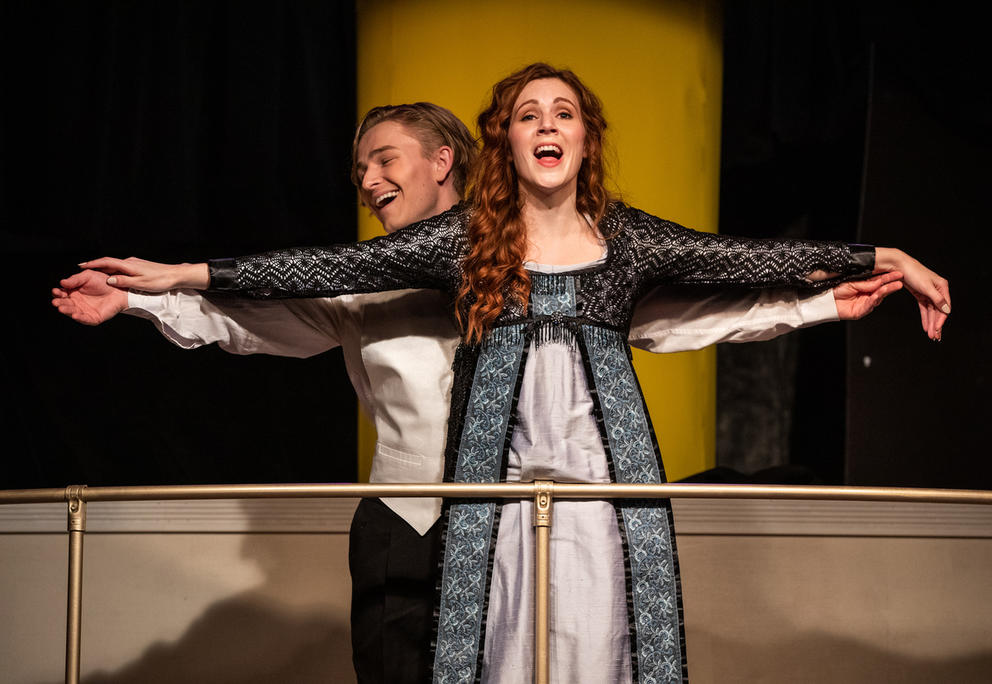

{"left": 3, "top": 482, "right": 991, "bottom": 684}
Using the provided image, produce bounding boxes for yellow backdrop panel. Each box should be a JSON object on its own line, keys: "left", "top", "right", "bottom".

{"left": 355, "top": 0, "right": 723, "bottom": 482}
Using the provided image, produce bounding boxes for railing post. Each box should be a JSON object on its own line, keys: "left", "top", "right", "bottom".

{"left": 533, "top": 481, "right": 553, "bottom": 684}
{"left": 65, "top": 485, "right": 87, "bottom": 684}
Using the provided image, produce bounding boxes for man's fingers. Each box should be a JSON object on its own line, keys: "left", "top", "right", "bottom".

{"left": 70, "top": 312, "right": 97, "bottom": 326}
{"left": 60, "top": 272, "right": 90, "bottom": 289}
{"left": 876, "top": 281, "right": 903, "bottom": 300}
{"left": 52, "top": 299, "right": 76, "bottom": 315}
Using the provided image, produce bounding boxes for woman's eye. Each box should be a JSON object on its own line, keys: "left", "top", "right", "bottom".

{"left": 520, "top": 113, "right": 536, "bottom": 121}
{"left": 382, "top": 157, "right": 395, "bottom": 166}
{"left": 557, "top": 111, "right": 573, "bottom": 119}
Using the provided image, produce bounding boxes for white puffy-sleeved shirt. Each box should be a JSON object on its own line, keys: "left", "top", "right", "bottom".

{"left": 125, "top": 286, "right": 837, "bottom": 535}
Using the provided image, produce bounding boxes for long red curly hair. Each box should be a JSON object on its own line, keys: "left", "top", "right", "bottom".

{"left": 456, "top": 63, "right": 613, "bottom": 344}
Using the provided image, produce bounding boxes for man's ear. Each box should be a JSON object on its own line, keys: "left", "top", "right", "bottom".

{"left": 434, "top": 146, "right": 455, "bottom": 184}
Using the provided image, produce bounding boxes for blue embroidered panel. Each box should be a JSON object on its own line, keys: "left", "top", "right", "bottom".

{"left": 583, "top": 326, "right": 683, "bottom": 684}
{"left": 530, "top": 273, "right": 576, "bottom": 317}
{"left": 434, "top": 324, "right": 526, "bottom": 683}
{"left": 435, "top": 501, "right": 497, "bottom": 684}
{"left": 624, "top": 506, "right": 682, "bottom": 683}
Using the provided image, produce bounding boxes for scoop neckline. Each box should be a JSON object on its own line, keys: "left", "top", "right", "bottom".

{"left": 524, "top": 247, "right": 608, "bottom": 273}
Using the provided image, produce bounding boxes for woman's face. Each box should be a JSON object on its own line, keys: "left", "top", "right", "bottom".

{"left": 507, "top": 78, "right": 586, "bottom": 202}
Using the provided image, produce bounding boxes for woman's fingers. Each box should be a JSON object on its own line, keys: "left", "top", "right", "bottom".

{"left": 105, "top": 274, "right": 139, "bottom": 288}
{"left": 920, "top": 277, "right": 951, "bottom": 315}
{"left": 78, "top": 257, "right": 140, "bottom": 276}
{"left": 933, "top": 276, "right": 952, "bottom": 314}
{"left": 933, "top": 310, "right": 948, "bottom": 339}
{"left": 917, "top": 299, "right": 943, "bottom": 340}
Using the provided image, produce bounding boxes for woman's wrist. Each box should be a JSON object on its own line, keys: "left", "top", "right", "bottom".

{"left": 177, "top": 262, "right": 210, "bottom": 289}
{"left": 873, "top": 247, "right": 906, "bottom": 273}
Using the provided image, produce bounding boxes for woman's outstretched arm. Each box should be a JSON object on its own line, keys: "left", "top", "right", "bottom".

{"left": 73, "top": 259, "right": 210, "bottom": 293}
{"left": 77, "top": 206, "right": 467, "bottom": 298}
{"left": 624, "top": 206, "right": 950, "bottom": 340}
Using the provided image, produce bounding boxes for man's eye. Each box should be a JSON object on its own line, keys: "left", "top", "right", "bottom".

{"left": 382, "top": 157, "right": 395, "bottom": 165}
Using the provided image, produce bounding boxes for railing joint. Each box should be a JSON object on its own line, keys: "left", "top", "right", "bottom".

{"left": 533, "top": 480, "right": 553, "bottom": 529}
{"left": 65, "top": 485, "right": 87, "bottom": 533}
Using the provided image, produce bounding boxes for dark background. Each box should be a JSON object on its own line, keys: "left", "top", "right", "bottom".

{"left": 1, "top": 1, "right": 988, "bottom": 490}
{"left": 2, "top": 1, "right": 359, "bottom": 487}
{"left": 715, "top": 2, "right": 990, "bottom": 488}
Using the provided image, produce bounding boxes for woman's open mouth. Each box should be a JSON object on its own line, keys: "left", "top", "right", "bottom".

{"left": 534, "top": 144, "right": 563, "bottom": 166}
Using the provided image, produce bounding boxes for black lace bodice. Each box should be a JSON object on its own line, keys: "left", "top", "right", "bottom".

{"left": 208, "top": 202, "right": 873, "bottom": 332}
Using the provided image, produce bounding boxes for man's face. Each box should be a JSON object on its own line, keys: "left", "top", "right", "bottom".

{"left": 355, "top": 121, "right": 448, "bottom": 234}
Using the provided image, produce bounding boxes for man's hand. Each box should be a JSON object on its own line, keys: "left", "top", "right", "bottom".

{"left": 51, "top": 270, "right": 129, "bottom": 325}
{"left": 833, "top": 271, "right": 903, "bottom": 321}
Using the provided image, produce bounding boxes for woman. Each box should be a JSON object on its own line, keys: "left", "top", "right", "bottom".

{"left": 76, "top": 64, "right": 949, "bottom": 683}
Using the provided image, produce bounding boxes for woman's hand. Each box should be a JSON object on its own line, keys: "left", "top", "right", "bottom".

{"left": 874, "top": 247, "right": 951, "bottom": 340}
{"left": 51, "top": 269, "right": 129, "bottom": 325}
{"left": 832, "top": 271, "right": 903, "bottom": 321}
{"left": 77, "top": 257, "right": 210, "bottom": 291}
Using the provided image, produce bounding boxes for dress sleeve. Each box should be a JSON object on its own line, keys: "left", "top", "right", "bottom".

{"left": 619, "top": 205, "right": 875, "bottom": 289}
{"left": 207, "top": 206, "right": 466, "bottom": 298}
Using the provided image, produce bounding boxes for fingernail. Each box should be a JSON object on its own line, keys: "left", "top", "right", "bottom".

{"left": 107, "top": 277, "right": 117, "bottom": 285}
{"left": 941, "top": 304, "right": 951, "bottom": 314}
{"left": 78, "top": 262, "right": 87, "bottom": 267}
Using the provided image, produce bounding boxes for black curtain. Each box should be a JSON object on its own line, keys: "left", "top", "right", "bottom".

{"left": 1, "top": 1, "right": 358, "bottom": 487}
{"left": 716, "top": 1, "right": 990, "bottom": 487}
{"left": 717, "top": 2, "right": 872, "bottom": 483}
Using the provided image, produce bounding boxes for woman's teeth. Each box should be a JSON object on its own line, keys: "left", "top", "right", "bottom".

{"left": 534, "top": 145, "right": 563, "bottom": 159}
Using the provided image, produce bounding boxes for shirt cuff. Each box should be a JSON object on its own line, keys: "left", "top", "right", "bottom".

{"left": 123, "top": 291, "right": 166, "bottom": 317}
{"left": 798, "top": 290, "right": 839, "bottom": 325}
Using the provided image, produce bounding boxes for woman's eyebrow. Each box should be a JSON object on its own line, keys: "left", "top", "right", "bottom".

{"left": 514, "top": 97, "right": 578, "bottom": 115}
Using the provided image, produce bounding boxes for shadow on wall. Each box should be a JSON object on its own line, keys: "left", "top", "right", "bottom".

{"left": 690, "top": 630, "right": 992, "bottom": 684}
{"left": 41, "top": 501, "right": 355, "bottom": 684}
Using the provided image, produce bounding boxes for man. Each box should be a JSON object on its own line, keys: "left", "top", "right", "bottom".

{"left": 53, "top": 102, "right": 898, "bottom": 682}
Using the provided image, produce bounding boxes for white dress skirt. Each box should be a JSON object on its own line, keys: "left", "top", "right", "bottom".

{"left": 481, "top": 259, "right": 633, "bottom": 684}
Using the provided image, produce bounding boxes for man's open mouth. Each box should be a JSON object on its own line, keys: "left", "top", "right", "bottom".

{"left": 375, "top": 191, "right": 399, "bottom": 207}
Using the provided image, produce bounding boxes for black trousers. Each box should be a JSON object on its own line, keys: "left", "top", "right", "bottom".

{"left": 349, "top": 498, "right": 441, "bottom": 684}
